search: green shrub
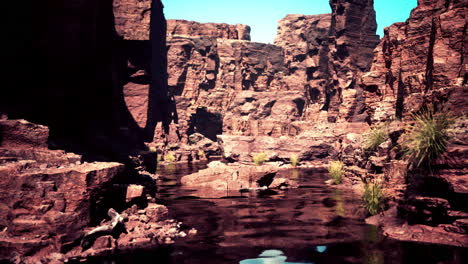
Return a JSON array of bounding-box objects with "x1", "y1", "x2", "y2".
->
[
  {"x1": 290, "y1": 154, "x2": 300, "y2": 167},
  {"x1": 362, "y1": 182, "x2": 385, "y2": 215},
  {"x1": 363, "y1": 125, "x2": 388, "y2": 151},
  {"x1": 163, "y1": 152, "x2": 176, "y2": 163},
  {"x1": 148, "y1": 146, "x2": 157, "y2": 153},
  {"x1": 402, "y1": 105, "x2": 455, "y2": 169},
  {"x1": 197, "y1": 149, "x2": 206, "y2": 159},
  {"x1": 328, "y1": 161, "x2": 344, "y2": 184},
  {"x1": 252, "y1": 153, "x2": 267, "y2": 166}
]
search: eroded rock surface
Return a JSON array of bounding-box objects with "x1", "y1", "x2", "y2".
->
[
  {"x1": 168, "y1": 19, "x2": 251, "y2": 40},
  {"x1": 0, "y1": 120, "x2": 125, "y2": 262},
  {"x1": 362, "y1": 0, "x2": 467, "y2": 121},
  {"x1": 127, "y1": 0, "x2": 379, "y2": 162}
]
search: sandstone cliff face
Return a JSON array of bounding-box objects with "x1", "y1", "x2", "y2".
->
[
  {"x1": 0, "y1": 120, "x2": 125, "y2": 260},
  {"x1": 114, "y1": 0, "x2": 152, "y2": 40},
  {"x1": 275, "y1": 0, "x2": 379, "y2": 122},
  {"x1": 362, "y1": 0, "x2": 467, "y2": 121},
  {"x1": 131, "y1": 0, "x2": 378, "y2": 161},
  {"x1": 167, "y1": 19, "x2": 251, "y2": 40}
]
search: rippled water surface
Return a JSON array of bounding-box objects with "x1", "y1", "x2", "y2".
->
[{"x1": 87, "y1": 163, "x2": 467, "y2": 264}]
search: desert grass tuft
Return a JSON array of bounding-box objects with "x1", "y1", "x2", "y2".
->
[
  {"x1": 252, "y1": 153, "x2": 267, "y2": 166},
  {"x1": 328, "y1": 161, "x2": 345, "y2": 184}
]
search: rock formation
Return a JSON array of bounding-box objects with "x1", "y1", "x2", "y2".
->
[
  {"x1": 123, "y1": 0, "x2": 378, "y2": 161},
  {"x1": 362, "y1": 0, "x2": 467, "y2": 121},
  {"x1": 0, "y1": 0, "x2": 183, "y2": 262},
  {"x1": 275, "y1": 0, "x2": 379, "y2": 122},
  {"x1": 2, "y1": 0, "x2": 172, "y2": 161},
  {"x1": 2, "y1": 0, "x2": 466, "y2": 260},
  {"x1": 354, "y1": 0, "x2": 467, "y2": 246},
  {"x1": 0, "y1": 120, "x2": 125, "y2": 261},
  {"x1": 167, "y1": 19, "x2": 251, "y2": 40}
]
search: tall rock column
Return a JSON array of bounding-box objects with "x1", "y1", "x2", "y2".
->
[
  {"x1": 275, "y1": 0, "x2": 379, "y2": 123},
  {"x1": 327, "y1": 0, "x2": 380, "y2": 122}
]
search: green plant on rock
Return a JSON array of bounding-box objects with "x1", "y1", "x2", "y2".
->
[
  {"x1": 252, "y1": 152, "x2": 267, "y2": 166},
  {"x1": 401, "y1": 105, "x2": 455, "y2": 169},
  {"x1": 328, "y1": 160, "x2": 345, "y2": 184},
  {"x1": 363, "y1": 125, "x2": 388, "y2": 152},
  {"x1": 148, "y1": 146, "x2": 157, "y2": 153},
  {"x1": 362, "y1": 181, "x2": 385, "y2": 216},
  {"x1": 290, "y1": 154, "x2": 300, "y2": 167},
  {"x1": 163, "y1": 152, "x2": 176, "y2": 163},
  {"x1": 197, "y1": 149, "x2": 206, "y2": 159}
]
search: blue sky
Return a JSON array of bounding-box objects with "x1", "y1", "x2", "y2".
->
[{"x1": 163, "y1": 0, "x2": 417, "y2": 44}]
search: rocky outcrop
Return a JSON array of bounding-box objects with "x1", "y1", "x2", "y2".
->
[
  {"x1": 148, "y1": 35, "x2": 289, "y2": 151},
  {"x1": 114, "y1": 0, "x2": 152, "y2": 40},
  {"x1": 63, "y1": 203, "x2": 189, "y2": 262},
  {"x1": 167, "y1": 20, "x2": 251, "y2": 40},
  {"x1": 129, "y1": 0, "x2": 380, "y2": 161},
  {"x1": 0, "y1": 119, "x2": 187, "y2": 263},
  {"x1": 0, "y1": 120, "x2": 125, "y2": 261},
  {"x1": 0, "y1": 1, "x2": 182, "y2": 262},
  {"x1": 362, "y1": 0, "x2": 467, "y2": 121},
  {"x1": 218, "y1": 122, "x2": 369, "y2": 162},
  {"x1": 180, "y1": 161, "x2": 330, "y2": 197},
  {"x1": 275, "y1": 0, "x2": 379, "y2": 122}
]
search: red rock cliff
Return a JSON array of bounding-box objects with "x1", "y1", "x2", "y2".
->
[
  {"x1": 362, "y1": 0, "x2": 467, "y2": 121},
  {"x1": 121, "y1": 0, "x2": 379, "y2": 161}
]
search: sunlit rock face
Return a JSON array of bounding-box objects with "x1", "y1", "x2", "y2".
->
[
  {"x1": 0, "y1": 120, "x2": 125, "y2": 261},
  {"x1": 275, "y1": 0, "x2": 379, "y2": 123},
  {"x1": 113, "y1": 0, "x2": 152, "y2": 40},
  {"x1": 362, "y1": 0, "x2": 467, "y2": 122},
  {"x1": 167, "y1": 19, "x2": 251, "y2": 40},
  {"x1": 151, "y1": 0, "x2": 378, "y2": 160}
]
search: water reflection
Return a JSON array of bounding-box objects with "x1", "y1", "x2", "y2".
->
[
  {"x1": 332, "y1": 190, "x2": 345, "y2": 217},
  {"x1": 315, "y1": 245, "x2": 327, "y2": 253},
  {"x1": 240, "y1": 250, "x2": 313, "y2": 264},
  {"x1": 145, "y1": 164, "x2": 468, "y2": 264}
]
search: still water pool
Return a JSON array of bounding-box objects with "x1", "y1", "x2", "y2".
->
[{"x1": 84, "y1": 163, "x2": 467, "y2": 264}]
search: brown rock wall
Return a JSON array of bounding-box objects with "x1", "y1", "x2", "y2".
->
[
  {"x1": 0, "y1": 120, "x2": 125, "y2": 261},
  {"x1": 167, "y1": 19, "x2": 251, "y2": 40},
  {"x1": 362, "y1": 0, "x2": 467, "y2": 121}
]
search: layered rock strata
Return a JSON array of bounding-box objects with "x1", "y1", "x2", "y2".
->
[
  {"x1": 275, "y1": 0, "x2": 379, "y2": 122},
  {"x1": 362, "y1": 0, "x2": 467, "y2": 121},
  {"x1": 0, "y1": 119, "x2": 185, "y2": 263},
  {"x1": 123, "y1": 0, "x2": 379, "y2": 161},
  {"x1": 0, "y1": 120, "x2": 124, "y2": 261},
  {"x1": 0, "y1": 1, "x2": 183, "y2": 262},
  {"x1": 167, "y1": 19, "x2": 251, "y2": 40}
]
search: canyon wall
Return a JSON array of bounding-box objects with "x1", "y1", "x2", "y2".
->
[
  {"x1": 167, "y1": 19, "x2": 251, "y2": 40},
  {"x1": 0, "y1": 0, "x2": 169, "y2": 261},
  {"x1": 362, "y1": 0, "x2": 467, "y2": 121},
  {"x1": 125, "y1": 0, "x2": 378, "y2": 161},
  {"x1": 275, "y1": 0, "x2": 379, "y2": 123},
  {"x1": 2, "y1": 0, "x2": 171, "y2": 161}
]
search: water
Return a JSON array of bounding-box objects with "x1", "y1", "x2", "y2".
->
[{"x1": 84, "y1": 163, "x2": 467, "y2": 264}]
